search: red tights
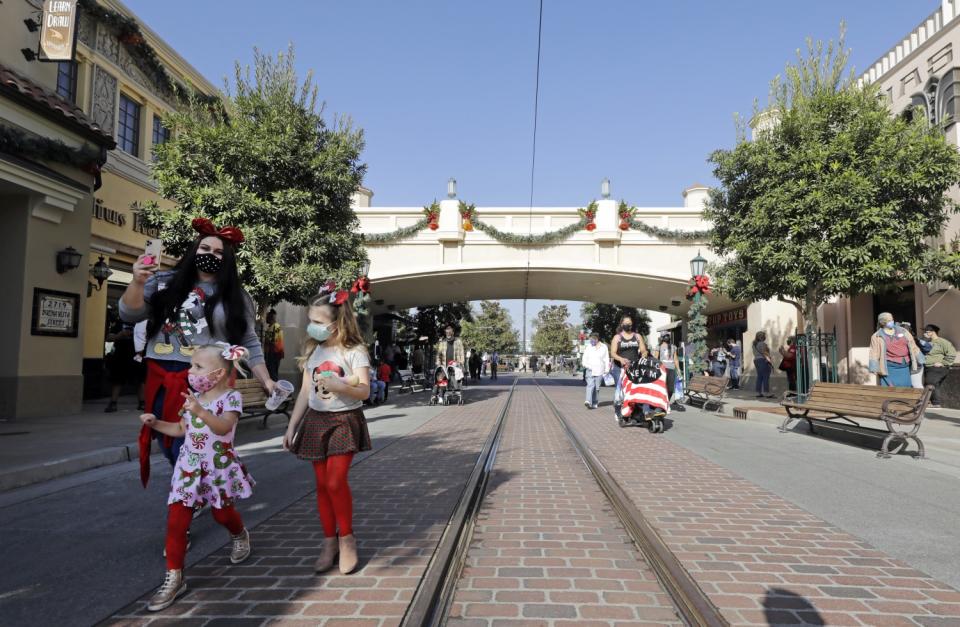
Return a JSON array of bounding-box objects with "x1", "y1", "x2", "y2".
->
[
  {"x1": 313, "y1": 453, "x2": 355, "y2": 538},
  {"x1": 165, "y1": 502, "x2": 244, "y2": 570}
]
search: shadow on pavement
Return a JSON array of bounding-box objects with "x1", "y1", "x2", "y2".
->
[{"x1": 763, "y1": 587, "x2": 825, "y2": 626}]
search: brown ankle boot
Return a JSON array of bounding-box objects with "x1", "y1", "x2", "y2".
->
[
  {"x1": 314, "y1": 536, "x2": 339, "y2": 573},
  {"x1": 338, "y1": 534, "x2": 358, "y2": 574}
]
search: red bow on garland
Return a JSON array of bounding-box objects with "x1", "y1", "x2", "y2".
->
[
  {"x1": 350, "y1": 277, "x2": 371, "y2": 295},
  {"x1": 192, "y1": 217, "x2": 245, "y2": 245},
  {"x1": 687, "y1": 275, "x2": 711, "y2": 298}
]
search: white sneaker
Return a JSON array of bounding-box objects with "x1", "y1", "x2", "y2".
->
[
  {"x1": 230, "y1": 528, "x2": 251, "y2": 564},
  {"x1": 147, "y1": 569, "x2": 186, "y2": 611}
]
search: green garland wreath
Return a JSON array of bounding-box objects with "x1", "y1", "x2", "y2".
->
[
  {"x1": 0, "y1": 123, "x2": 101, "y2": 169},
  {"x1": 625, "y1": 217, "x2": 712, "y2": 241},
  {"x1": 77, "y1": 0, "x2": 221, "y2": 110},
  {"x1": 686, "y1": 290, "x2": 710, "y2": 376},
  {"x1": 363, "y1": 217, "x2": 430, "y2": 243}
]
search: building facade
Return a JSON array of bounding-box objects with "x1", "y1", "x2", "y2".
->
[
  {"x1": 1, "y1": 0, "x2": 217, "y2": 418},
  {"x1": 820, "y1": 0, "x2": 960, "y2": 388}
]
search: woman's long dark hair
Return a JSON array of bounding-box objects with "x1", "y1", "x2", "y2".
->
[{"x1": 146, "y1": 236, "x2": 249, "y2": 345}]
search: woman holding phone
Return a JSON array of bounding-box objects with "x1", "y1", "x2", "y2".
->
[{"x1": 121, "y1": 218, "x2": 276, "y2": 488}]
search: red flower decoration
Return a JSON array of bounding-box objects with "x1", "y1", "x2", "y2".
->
[
  {"x1": 350, "y1": 277, "x2": 371, "y2": 294},
  {"x1": 429, "y1": 222, "x2": 439, "y2": 231},
  {"x1": 619, "y1": 222, "x2": 629, "y2": 231},
  {"x1": 585, "y1": 223, "x2": 597, "y2": 232},
  {"x1": 686, "y1": 275, "x2": 711, "y2": 298}
]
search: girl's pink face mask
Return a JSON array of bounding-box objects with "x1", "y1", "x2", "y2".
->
[{"x1": 188, "y1": 370, "x2": 221, "y2": 393}]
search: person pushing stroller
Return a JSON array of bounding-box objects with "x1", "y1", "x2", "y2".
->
[{"x1": 432, "y1": 324, "x2": 465, "y2": 405}]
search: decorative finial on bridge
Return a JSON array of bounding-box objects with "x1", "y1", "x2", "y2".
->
[
  {"x1": 601, "y1": 177, "x2": 611, "y2": 199},
  {"x1": 447, "y1": 177, "x2": 457, "y2": 199}
]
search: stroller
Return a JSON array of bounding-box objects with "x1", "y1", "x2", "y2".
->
[
  {"x1": 616, "y1": 356, "x2": 669, "y2": 433},
  {"x1": 430, "y1": 362, "x2": 464, "y2": 406}
]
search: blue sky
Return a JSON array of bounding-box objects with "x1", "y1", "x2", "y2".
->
[{"x1": 125, "y1": 0, "x2": 934, "y2": 337}]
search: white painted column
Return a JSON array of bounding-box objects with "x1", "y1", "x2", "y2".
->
[{"x1": 944, "y1": 0, "x2": 955, "y2": 24}]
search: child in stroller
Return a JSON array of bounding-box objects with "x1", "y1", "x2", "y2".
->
[
  {"x1": 616, "y1": 355, "x2": 669, "y2": 433},
  {"x1": 430, "y1": 362, "x2": 464, "y2": 406}
]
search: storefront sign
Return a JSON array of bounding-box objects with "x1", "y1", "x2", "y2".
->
[
  {"x1": 707, "y1": 306, "x2": 747, "y2": 328},
  {"x1": 132, "y1": 210, "x2": 160, "y2": 237},
  {"x1": 39, "y1": 1, "x2": 78, "y2": 62},
  {"x1": 92, "y1": 198, "x2": 127, "y2": 228},
  {"x1": 31, "y1": 288, "x2": 79, "y2": 337}
]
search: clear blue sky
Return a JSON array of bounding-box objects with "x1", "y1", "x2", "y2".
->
[{"x1": 125, "y1": 0, "x2": 934, "y2": 338}]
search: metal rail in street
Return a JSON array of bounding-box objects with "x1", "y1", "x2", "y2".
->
[
  {"x1": 533, "y1": 377, "x2": 729, "y2": 627},
  {"x1": 399, "y1": 377, "x2": 518, "y2": 627}
]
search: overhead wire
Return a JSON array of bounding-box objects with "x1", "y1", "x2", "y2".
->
[{"x1": 522, "y1": 0, "x2": 544, "y2": 355}]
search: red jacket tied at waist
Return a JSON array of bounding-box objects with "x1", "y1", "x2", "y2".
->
[{"x1": 139, "y1": 360, "x2": 190, "y2": 487}]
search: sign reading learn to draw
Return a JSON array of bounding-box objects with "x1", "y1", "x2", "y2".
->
[{"x1": 39, "y1": 1, "x2": 78, "y2": 62}]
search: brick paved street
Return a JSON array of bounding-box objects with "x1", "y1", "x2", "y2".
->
[
  {"x1": 447, "y1": 382, "x2": 682, "y2": 627},
  {"x1": 543, "y1": 379, "x2": 960, "y2": 626},
  {"x1": 106, "y1": 383, "x2": 512, "y2": 626}
]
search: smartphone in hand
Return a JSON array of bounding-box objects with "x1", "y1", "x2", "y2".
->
[{"x1": 143, "y1": 238, "x2": 163, "y2": 267}]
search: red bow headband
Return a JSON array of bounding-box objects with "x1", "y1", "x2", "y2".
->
[{"x1": 192, "y1": 217, "x2": 245, "y2": 245}]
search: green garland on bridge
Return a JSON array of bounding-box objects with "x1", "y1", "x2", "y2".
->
[
  {"x1": 619, "y1": 202, "x2": 712, "y2": 241},
  {"x1": 463, "y1": 201, "x2": 592, "y2": 246},
  {"x1": 363, "y1": 217, "x2": 431, "y2": 243}
]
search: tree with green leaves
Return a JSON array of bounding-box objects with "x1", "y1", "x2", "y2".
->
[
  {"x1": 461, "y1": 301, "x2": 521, "y2": 354},
  {"x1": 138, "y1": 47, "x2": 367, "y2": 310},
  {"x1": 580, "y1": 304, "x2": 651, "y2": 343},
  {"x1": 401, "y1": 303, "x2": 474, "y2": 347},
  {"x1": 707, "y1": 31, "x2": 960, "y2": 332},
  {"x1": 532, "y1": 305, "x2": 575, "y2": 357}
]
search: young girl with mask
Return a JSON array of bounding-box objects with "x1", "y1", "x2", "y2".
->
[
  {"x1": 140, "y1": 343, "x2": 255, "y2": 612},
  {"x1": 284, "y1": 286, "x2": 371, "y2": 575}
]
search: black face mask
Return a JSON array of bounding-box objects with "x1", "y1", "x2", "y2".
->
[
  {"x1": 622, "y1": 324, "x2": 633, "y2": 332},
  {"x1": 195, "y1": 253, "x2": 222, "y2": 275}
]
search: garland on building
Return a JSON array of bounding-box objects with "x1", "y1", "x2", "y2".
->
[
  {"x1": 76, "y1": 0, "x2": 221, "y2": 109},
  {"x1": 463, "y1": 201, "x2": 592, "y2": 245},
  {"x1": 0, "y1": 123, "x2": 102, "y2": 171},
  {"x1": 686, "y1": 281, "x2": 710, "y2": 376},
  {"x1": 363, "y1": 198, "x2": 712, "y2": 245}
]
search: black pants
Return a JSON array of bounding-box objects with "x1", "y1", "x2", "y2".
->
[
  {"x1": 665, "y1": 367, "x2": 676, "y2": 402},
  {"x1": 924, "y1": 366, "x2": 950, "y2": 405},
  {"x1": 491, "y1": 364, "x2": 498, "y2": 380}
]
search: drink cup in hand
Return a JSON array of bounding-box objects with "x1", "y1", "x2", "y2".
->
[{"x1": 265, "y1": 379, "x2": 295, "y2": 411}]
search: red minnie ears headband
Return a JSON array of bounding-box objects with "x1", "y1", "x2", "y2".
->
[{"x1": 192, "y1": 217, "x2": 245, "y2": 245}]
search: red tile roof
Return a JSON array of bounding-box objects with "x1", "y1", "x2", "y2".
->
[{"x1": 0, "y1": 62, "x2": 116, "y2": 148}]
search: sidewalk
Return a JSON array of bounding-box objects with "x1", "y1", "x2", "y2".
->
[
  {"x1": 546, "y1": 381, "x2": 960, "y2": 626},
  {"x1": 0, "y1": 389, "x2": 448, "y2": 493}
]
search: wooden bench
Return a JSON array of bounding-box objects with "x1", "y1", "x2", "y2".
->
[
  {"x1": 779, "y1": 382, "x2": 933, "y2": 459},
  {"x1": 684, "y1": 374, "x2": 729, "y2": 411},
  {"x1": 398, "y1": 369, "x2": 427, "y2": 393},
  {"x1": 235, "y1": 378, "x2": 292, "y2": 429}
]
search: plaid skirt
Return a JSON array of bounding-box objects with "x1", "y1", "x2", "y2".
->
[{"x1": 296, "y1": 407, "x2": 372, "y2": 461}]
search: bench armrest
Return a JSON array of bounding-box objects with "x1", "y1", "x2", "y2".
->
[
  {"x1": 780, "y1": 391, "x2": 798, "y2": 406},
  {"x1": 881, "y1": 398, "x2": 923, "y2": 423}
]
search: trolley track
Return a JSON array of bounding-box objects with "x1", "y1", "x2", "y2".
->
[
  {"x1": 533, "y1": 376, "x2": 727, "y2": 627},
  {"x1": 402, "y1": 375, "x2": 726, "y2": 627}
]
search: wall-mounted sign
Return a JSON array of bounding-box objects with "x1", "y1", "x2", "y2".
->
[
  {"x1": 31, "y1": 288, "x2": 80, "y2": 337},
  {"x1": 707, "y1": 306, "x2": 747, "y2": 329},
  {"x1": 92, "y1": 198, "x2": 127, "y2": 227},
  {"x1": 39, "y1": 1, "x2": 79, "y2": 62}
]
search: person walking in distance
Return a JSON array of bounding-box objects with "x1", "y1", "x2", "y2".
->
[
  {"x1": 868, "y1": 312, "x2": 921, "y2": 388},
  {"x1": 752, "y1": 332, "x2": 774, "y2": 398},
  {"x1": 284, "y1": 287, "x2": 372, "y2": 575},
  {"x1": 724, "y1": 338, "x2": 742, "y2": 390},
  {"x1": 658, "y1": 333, "x2": 678, "y2": 405},
  {"x1": 610, "y1": 315, "x2": 648, "y2": 419},
  {"x1": 262, "y1": 309, "x2": 284, "y2": 382},
  {"x1": 581, "y1": 332, "x2": 609, "y2": 409},
  {"x1": 491, "y1": 350, "x2": 500, "y2": 380},
  {"x1": 922, "y1": 324, "x2": 956, "y2": 407},
  {"x1": 778, "y1": 337, "x2": 798, "y2": 393},
  {"x1": 140, "y1": 344, "x2": 255, "y2": 611}
]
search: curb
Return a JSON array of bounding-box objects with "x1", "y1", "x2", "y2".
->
[{"x1": 0, "y1": 414, "x2": 288, "y2": 494}]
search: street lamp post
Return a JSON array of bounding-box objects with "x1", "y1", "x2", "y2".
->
[{"x1": 686, "y1": 251, "x2": 710, "y2": 379}]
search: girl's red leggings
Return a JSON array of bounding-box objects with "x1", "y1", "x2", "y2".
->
[
  {"x1": 165, "y1": 502, "x2": 244, "y2": 570},
  {"x1": 313, "y1": 453, "x2": 355, "y2": 538}
]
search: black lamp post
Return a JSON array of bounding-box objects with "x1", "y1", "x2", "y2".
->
[
  {"x1": 686, "y1": 251, "x2": 710, "y2": 380},
  {"x1": 56, "y1": 247, "x2": 83, "y2": 274}
]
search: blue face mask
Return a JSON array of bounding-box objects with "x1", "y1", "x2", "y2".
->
[
  {"x1": 307, "y1": 322, "x2": 332, "y2": 342},
  {"x1": 884, "y1": 321, "x2": 896, "y2": 330},
  {"x1": 590, "y1": 339, "x2": 598, "y2": 346}
]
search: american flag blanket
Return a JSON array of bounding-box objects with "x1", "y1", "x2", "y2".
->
[{"x1": 620, "y1": 366, "x2": 670, "y2": 417}]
